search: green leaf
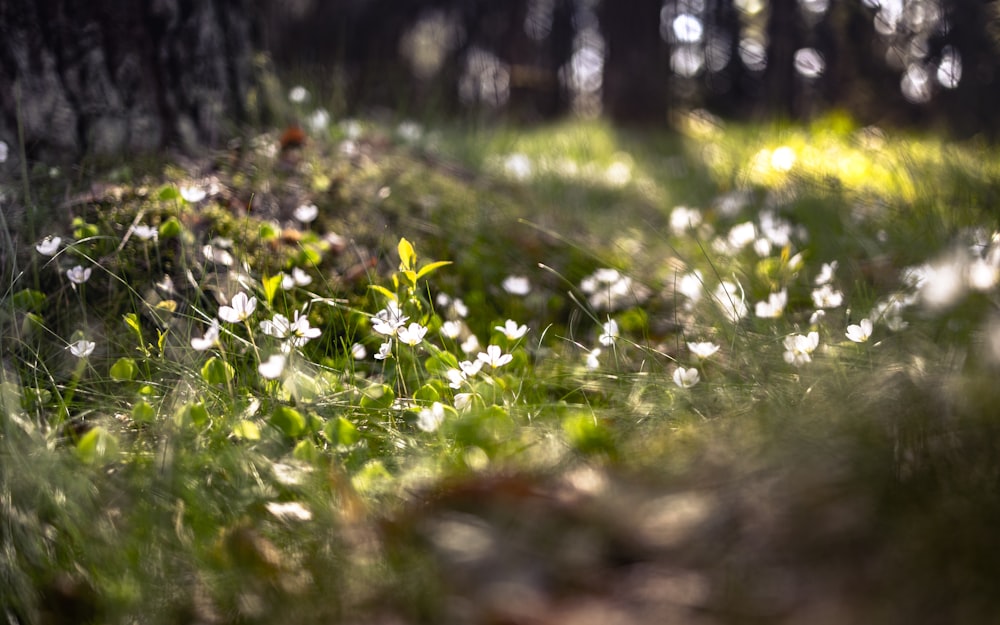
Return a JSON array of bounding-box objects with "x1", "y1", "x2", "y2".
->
[
  {"x1": 123, "y1": 313, "x2": 141, "y2": 335},
  {"x1": 271, "y1": 405, "x2": 306, "y2": 438},
  {"x1": 158, "y1": 217, "x2": 182, "y2": 239},
  {"x1": 360, "y1": 384, "x2": 395, "y2": 410},
  {"x1": 20, "y1": 313, "x2": 45, "y2": 338},
  {"x1": 398, "y1": 237, "x2": 416, "y2": 272},
  {"x1": 22, "y1": 386, "x2": 51, "y2": 408},
  {"x1": 262, "y1": 274, "x2": 282, "y2": 307},
  {"x1": 351, "y1": 460, "x2": 392, "y2": 494},
  {"x1": 11, "y1": 289, "x2": 46, "y2": 311},
  {"x1": 73, "y1": 221, "x2": 99, "y2": 240},
  {"x1": 325, "y1": 416, "x2": 361, "y2": 446},
  {"x1": 367, "y1": 284, "x2": 396, "y2": 302},
  {"x1": 232, "y1": 420, "x2": 261, "y2": 440},
  {"x1": 293, "y1": 439, "x2": 320, "y2": 463},
  {"x1": 157, "y1": 185, "x2": 181, "y2": 201},
  {"x1": 173, "y1": 402, "x2": 209, "y2": 427},
  {"x1": 282, "y1": 371, "x2": 320, "y2": 404},
  {"x1": 415, "y1": 260, "x2": 452, "y2": 281},
  {"x1": 399, "y1": 269, "x2": 417, "y2": 288},
  {"x1": 562, "y1": 413, "x2": 615, "y2": 456},
  {"x1": 259, "y1": 221, "x2": 280, "y2": 240},
  {"x1": 132, "y1": 400, "x2": 156, "y2": 424},
  {"x1": 296, "y1": 246, "x2": 323, "y2": 266},
  {"x1": 201, "y1": 356, "x2": 235, "y2": 385},
  {"x1": 109, "y1": 358, "x2": 138, "y2": 381},
  {"x1": 424, "y1": 350, "x2": 459, "y2": 374},
  {"x1": 413, "y1": 383, "x2": 441, "y2": 403},
  {"x1": 76, "y1": 427, "x2": 119, "y2": 465}
]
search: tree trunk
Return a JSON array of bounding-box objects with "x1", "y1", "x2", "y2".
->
[
  {"x1": 761, "y1": 0, "x2": 803, "y2": 118},
  {"x1": 0, "y1": 0, "x2": 271, "y2": 165},
  {"x1": 599, "y1": 0, "x2": 671, "y2": 123}
]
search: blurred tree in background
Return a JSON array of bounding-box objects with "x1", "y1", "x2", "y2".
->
[{"x1": 3, "y1": 0, "x2": 1000, "y2": 163}]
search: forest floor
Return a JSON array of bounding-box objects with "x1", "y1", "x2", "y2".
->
[{"x1": 3, "y1": 110, "x2": 1000, "y2": 624}]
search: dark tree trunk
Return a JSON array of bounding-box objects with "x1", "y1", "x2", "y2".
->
[
  {"x1": 599, "y1": 0, "x2": 671, "y2": 123},
  {"x1": 761, "y1": 0, "x2": 803, "y2": 118},
  {"x1": 0, "y1": 0, "x2": 271, "y2": 165}
]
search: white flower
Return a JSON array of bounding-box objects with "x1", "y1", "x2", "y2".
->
[
  {"x1": 440, "y1": 320, "x2": 463, "y2": 339},
  {"x1": 445, "y1": 362, "x2": 483, "y2": 390},
  {"x1": 191, "y1": 319, "x2": 221, "y2": 351},
  {"x1": 371, "y1": 302, "x2": 408, "y2": 336},
  {"x1": 416, "y1": 402, "x2": 446, "y2": 432},
  {"x1": 502, "y1": 275, "x2": 532, "y2": 295},
  {"x1": 753, "y1": 238, "x2": 772, "y2": 257},
  {"x1": 811, "y1": 283, "x2": 844, "y2": 309},
  {"x1": 495, "y1": 319, "x2": 528, "y2": 340},
  {"x1": 677, "y1": 270, "x2": 704, "y2": 302},
  {"x1": 446, "y1": 369, "x2": 467, "y2": 389},
  {"x1": 66, "y1": 265, "x2": 92, "y2": 285},
  {"x1": 461, "y1": 334, "x2": 481, "y2": 355},
  {"x1": 714, "y1": 280, "x2": 748, "y2": 323},
  {"x1": 454, "y1": 393, "x2": 473, "y2": 412},
  {"x1": 477, "y1": 344, "x2": 513, "y2": 368},
  {"x1": 180, "y1": 185, "x2": 207, "y2": 203},
  {"x1": 260, "y1": 313, "x2": 291, "y2": 338},
  {"x1": 374, "y1": 341, "x2": 393, "y2": 360},
  {"x1": 872, "y1": 296, "x2": 909, "y2": 331},
  {"x1": 460, "y1": 359, "x2": 483, "y2": 377},
  {"x1": 814, "y1": 261, "x2": 838, "y2": 285},
  {"x1": 265, "y1": 501, "x2": 312, "y2": 522},
  {"x1": 258, "y1": 354, "x2": 286, "y2": 379},
  {"x1": 293, "y1": 203, "x2": 319, "y2": 224},
  {"x1": 68, "y1": 339, "x2": 96, "y2": 358},
  {"x1": 202, "y1": 244, "x2": 234, "y2": 267},
  {"x1": 580, "y1": 268, "x2": 650, "y2": 311},
  {"x1": 397, "y1": 120, "x2": 423, "y2": 142},
  {"x1": 396, "y1": 322, "x2": 428, "y2": 346},
  {"x1": 585, "y1": 348, "x2": 602, "y2": 370},
  {"x1": 451, "y1": 298, "x2": 469, "y2": 319},
  {"x1": 783, "y1": 332, "x2": 820, "y2": 366},
  {"x1": 219, "y1": 292, "x2": 257, "y2": 323},
  {"x1": 288, "y1": 85, "x2": 309, "y2": 103},
  {"x1": 846, "y1": 318, "x2": 873, "y2": 343},
  {"x1": 504, "y1": 153, "x2": 532, "y2": 180},
  {"x1": 758, "y1": 210, "x2": 793, "y2": 247},
  {"x1": 291, "y1": 267, "x2": 312, "y2": 286},
  {"x1": 755, "y1": 289, "x2": 787, "y2": 319},
  {"x1": 36, "y1": 236, "x2": 61, "y2": 256},
  {"x1": 809, "y1": 309, "x2": 826, "y2": 325},
  {"x1": 673, "y1": 366, "x2": 700, "y2": 388},
  {"x1": 669, "y1": 206, "x2": 703, "y2": 235},
  {"x1": 598, "y1": 319, "x2": 619, "y2": 346},
  {"x1": 687, "y1": 341, "x2": 720, "y2": 360},
  {"x1": 131, "y1": 224, "x2": 158, "y2": 242},
  {"x1": 727, "y1": 221, "x2": 757, "y2": 250},
  {"x1": 0, "y1": 140, "x2": 7, "y2": 163},
  {"x1": 307, "y1": 108, "x2": 330, "y2": 133},
  {"x1": 351, "y1": 343, "x2": 367, "y2": 360},
  {"x1": 968, "y1": 258, "x2": 998, "y2": 291},
  {"x1": 288, "y1": 310, "x2": 322, "y2": 346}
]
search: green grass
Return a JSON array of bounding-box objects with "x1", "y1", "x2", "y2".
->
[{"x1": 3, "y1": 111, "x2": 1000, "y2": 623}]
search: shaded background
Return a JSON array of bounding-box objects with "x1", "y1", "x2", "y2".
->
[
  {"x1": 1, "y1": 0, "x2": 999, "y2": 164},
  {"x1": 261, "y1": 0, "x2": 999, "y2": 134}
]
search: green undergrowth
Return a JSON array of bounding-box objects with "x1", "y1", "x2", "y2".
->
[{"x1": 3, "y1": 111, "x2": 1000, "y2": 623}]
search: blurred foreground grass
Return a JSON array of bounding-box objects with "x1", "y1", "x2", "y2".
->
[{"x1": 2, "y1": 112, "x2": 1000, "y2": 624}]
